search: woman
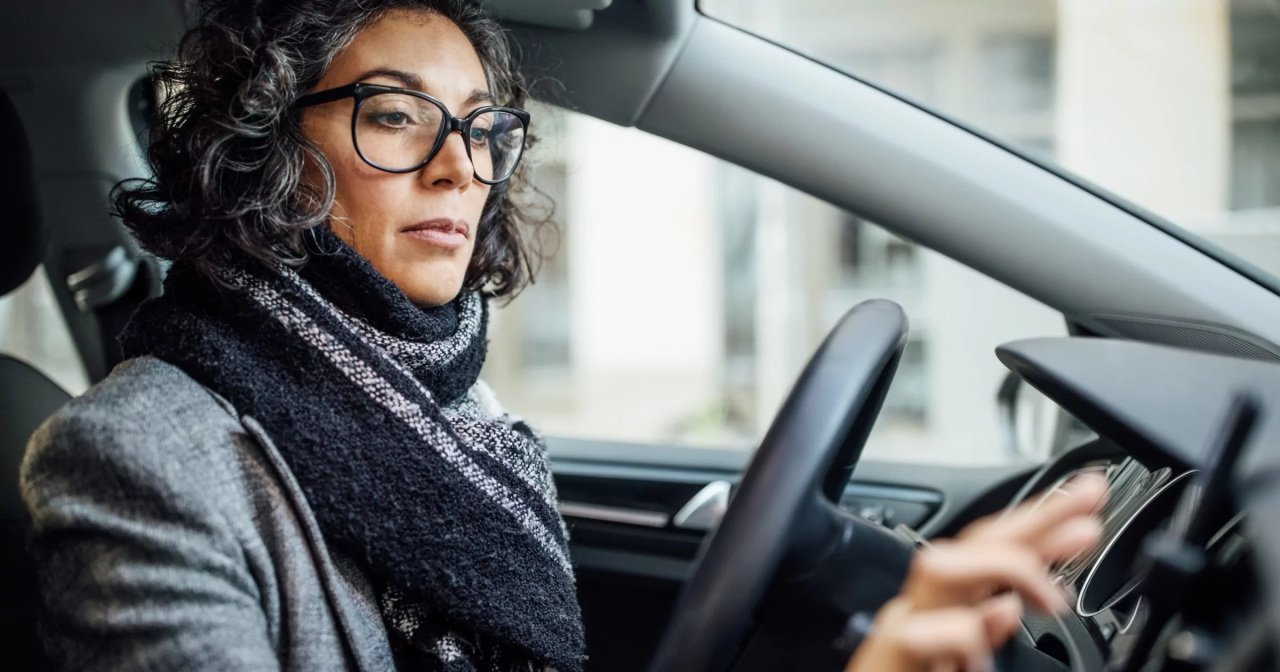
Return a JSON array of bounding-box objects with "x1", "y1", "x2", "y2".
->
[{"x1": 19, "y1": 1, "x2": 1104, "y2": 671}]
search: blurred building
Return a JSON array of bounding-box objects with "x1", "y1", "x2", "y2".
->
[{"x1": 483, "y1": 0, "x2": 1280, "y2": 464}]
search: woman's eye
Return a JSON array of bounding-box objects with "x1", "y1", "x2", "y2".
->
[
  {"x1": 469, "y1": 127, "x2": 491, "y2": 146},
  {"x1": 368, "y1": 111, "x2": 412, "y2": 128}
]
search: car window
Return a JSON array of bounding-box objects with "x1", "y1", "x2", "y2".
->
[
  {"x1": 699, "y1": 0, "x2": 1280, "y2": 281},
  {"x1": 484, "y1": 105, "x2": 1065, "y2": 466}
]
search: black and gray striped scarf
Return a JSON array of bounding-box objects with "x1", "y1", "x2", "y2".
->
[{"x1": 119, "y1": 230, "x2": 584, "y2": 672}]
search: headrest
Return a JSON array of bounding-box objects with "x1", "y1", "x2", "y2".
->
[{"x1": 0, "y1": 89, "x2": 44, "y2": 295}]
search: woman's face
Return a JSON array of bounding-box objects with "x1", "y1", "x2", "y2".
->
[{"x1": 302, "y1": 10, "x2": 491, "y2": 306}]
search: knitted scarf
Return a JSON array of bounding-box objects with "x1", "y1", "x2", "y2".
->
[{"x1": 118, "y1": 231, "x2": 584, "y2": 672}]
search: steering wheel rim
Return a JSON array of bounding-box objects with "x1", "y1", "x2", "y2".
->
[{"x1": 647, "y1": 299, "x2": 910, "y2": 672}]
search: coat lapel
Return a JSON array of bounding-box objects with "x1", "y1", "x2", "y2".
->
[{"x1": 240, "y1": 414, "x2": 396, "y2": 672}]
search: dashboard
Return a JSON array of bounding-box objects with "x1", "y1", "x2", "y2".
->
[
  {"x1": 1006, "y1": 440, "x2": 1259, "y2": 670},
  {"x1": 996, "y1": 337, "x2": 1278, "y2": 671}
]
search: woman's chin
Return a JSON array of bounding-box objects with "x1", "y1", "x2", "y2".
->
[{"x1": 399, "y1": 275, "x2": 466, "y2": 307}]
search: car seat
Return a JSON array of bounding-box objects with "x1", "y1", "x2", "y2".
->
[{"x1": 0, "y1": 87, "x2": 71, "y2": 672}]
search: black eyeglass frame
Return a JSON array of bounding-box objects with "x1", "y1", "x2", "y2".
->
[{"x1": 295, "y1": 82, "x2": 532, "y2": 185}]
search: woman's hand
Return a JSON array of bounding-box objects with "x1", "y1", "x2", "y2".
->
[{"x1": 844, "y1": 473, "x2": 1108, "y2": 672}]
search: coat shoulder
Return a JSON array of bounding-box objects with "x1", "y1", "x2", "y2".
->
[{"x1": 20, "y1": 355, "x2": 244, "y2": 513}]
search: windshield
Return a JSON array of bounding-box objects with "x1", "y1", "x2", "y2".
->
[{"x1": 701, "y1": 0, "x2": 1280, "y2": 280}]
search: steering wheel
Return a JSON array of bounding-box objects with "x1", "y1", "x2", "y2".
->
[{"x1": 647, "y1": 299, "x2": 914, "y2": 672}]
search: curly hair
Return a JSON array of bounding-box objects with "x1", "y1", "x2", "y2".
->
[{"x1": 114, "y1": 0, "x2": 550, "y2": 298}]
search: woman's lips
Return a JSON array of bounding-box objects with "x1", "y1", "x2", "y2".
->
[{"x1": 402, "y1": 218, "x2": 470, "y2": 250}]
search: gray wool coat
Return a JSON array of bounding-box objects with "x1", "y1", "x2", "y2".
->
[{"x1": 20, "y1": 356, "x2": 397, "y2": 671}]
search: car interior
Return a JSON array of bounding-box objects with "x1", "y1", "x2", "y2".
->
[{"x1": 4, "y1": 1, "x2": 1280, "y2": 671}]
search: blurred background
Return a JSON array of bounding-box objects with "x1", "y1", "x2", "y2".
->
[{"x1": 4, "y1": 0, "x2": 1279, "y2": 466}]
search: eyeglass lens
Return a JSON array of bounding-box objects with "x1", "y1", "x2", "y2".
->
[{"x1": 355, "y1": 92, "x2": 526, "y2": 182}]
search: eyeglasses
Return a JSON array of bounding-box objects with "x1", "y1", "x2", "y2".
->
[{"x1": 295, "y1": 83, "x2": 530, "y2": 185}]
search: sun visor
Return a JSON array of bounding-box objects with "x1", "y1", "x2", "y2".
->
[{"x1": 483, "y1": 0, "x2": 613, "y2": 31}]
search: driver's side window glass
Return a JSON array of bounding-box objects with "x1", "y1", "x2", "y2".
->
[{"x1": 483, "y1": 106, "x2": 1065, "y2": 466}]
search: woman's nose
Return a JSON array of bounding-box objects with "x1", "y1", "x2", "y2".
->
[{"x1": 420, "y1": 131, "x2": 474, "y2": 190}]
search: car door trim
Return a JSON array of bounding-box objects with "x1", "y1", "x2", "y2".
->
[{"x1": 557, "y1": 501, "x2": 671, "y2": 528}]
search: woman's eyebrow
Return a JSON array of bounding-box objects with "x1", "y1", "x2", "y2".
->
[
  {"x1": 349, "y1": 70, "x2": 494, "y2": 108},
  {"x1": 352, "y1": 67, "x2": 425, "y2": 91},
  {"x1": 464, "y1": 89, "x2": 494, "y2": 107}
]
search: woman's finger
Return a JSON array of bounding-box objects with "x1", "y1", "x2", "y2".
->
[
  {"x1": 977, "y1": 593, "x2": 1024, "y2": 648},
  {"x1": 971, "y1": 474, "x2": 1106, "y2": 546},
  {"x1": 845, "y1": 600, "x2": 995, "y2": 672},
  {"x1": 844, "y1": 594, "x2": 1029, "y2": 672},
  {"x1": 963, "y1": 473, "x2": 1107, "y2": 555},
  {"x1": 891, "y1": 608, "x2": 997, "y2": 672},
  {"x1": 1034, "y1": 515, "x2": 1104, "y2": 563},
  {"x1": 904, "y1": 542, "x2": 1065, "y2": 614}
]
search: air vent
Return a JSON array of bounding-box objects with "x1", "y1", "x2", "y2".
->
[{"x1": 1085, "y1": 313, "x2": 1280, "y2": 363}]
